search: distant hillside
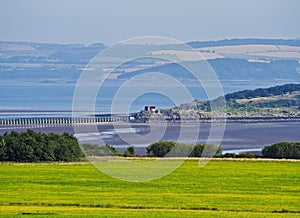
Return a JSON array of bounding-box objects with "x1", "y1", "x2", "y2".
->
[
  {"x1": 118, "y1": 58, "x2": 300, "y2": 81},
  {"x1": 0, "y1": 41, "x2": 106, "y2": 64},
  {"x1": 187, "y1": 38, "x2": 300, "y2": 48},
  {"x1": 0, "y1": 41, "x2": 106, "y2": 82},
  {"x1": 176, "y1": 84, "x2": 300, "y2": 118},
  {"x1": 1, "y1": 39, "x2": 300, "y2": 85},
  {"x1": 133, "y1": 84, "x2": 300, "y2": 122},
  {"x1": 116, "y1": 39, "x2": 300, "y2": 82}
]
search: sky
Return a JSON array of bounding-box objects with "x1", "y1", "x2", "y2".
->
[{"x1": 0, "y1": 0, "x2": 299, "y2": 45}]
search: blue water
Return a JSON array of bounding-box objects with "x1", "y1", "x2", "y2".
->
[{"x1": 0, "y1": 79, "x2": 290, "y2": 113}]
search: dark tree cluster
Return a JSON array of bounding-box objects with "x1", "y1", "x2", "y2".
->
[
  {"x1": 0, "y1": 130, "x2": 84, "y2": 162},
  {"x1": 81, "y1": 144, "x2": 135, "y2": 157},
  {"x1": 262, "y1": 142, "x2": 300, "y2": 159},
  {"x1": 146, "y1": 141, "x2": 222, "y2": 157},
  {"x1": 81, "y1": 141, "x2": 300, "y2": 160}
]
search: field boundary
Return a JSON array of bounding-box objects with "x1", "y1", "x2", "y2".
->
[
  {"x1": 0, "y1": 157, "x2": 299, "y2": 165},
  {"x1": 1, "y1": 202, "x2": 299, "y2": 215}
]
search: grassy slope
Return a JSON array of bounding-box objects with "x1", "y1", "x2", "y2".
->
[
  {"x1": 0, "y1": 160, "x2": 299, "y2": 217},
  {"x1": 176, "y1": 84, "x2": 300, "y2": 117},
  {"x1": 223, "y1": 92, "x2": 300, "y2": 117}
]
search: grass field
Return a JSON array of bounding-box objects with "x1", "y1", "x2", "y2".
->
[{"x1": 0, "y1": 160, "x2": 299, "y2": 217}]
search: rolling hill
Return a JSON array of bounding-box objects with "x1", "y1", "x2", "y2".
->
[
  {"x1": 176, "y1": 83, "x2": 300, "y2": 118},
  {"x1": 133, "y1": 84, "x2": 300, "y2": 121},
  {"x1": 1, "y1": 39, "x2": 300, "y2": 84}
]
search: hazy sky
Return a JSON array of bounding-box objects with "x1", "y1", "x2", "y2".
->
[{"x1": 0, "y1": 0, "x2": 299, "y2": 45}]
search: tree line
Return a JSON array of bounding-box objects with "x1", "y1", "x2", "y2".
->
[
  {"x1": 0, "y1": 130, "x2": 84, "y2": 162},
  {"x1": 82, "y1": 142, "x2": 223, "y2": 158},
  {"x1": 83, "y1": 141, "x2": 300, "y2": 159},
  {"x1": 0, "y1": 129, "x2": 299, "y2": 162}
]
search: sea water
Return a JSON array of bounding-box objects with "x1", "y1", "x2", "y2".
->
[{"x1": 0, "y1": 79, "x2": 289, "y2": 113}]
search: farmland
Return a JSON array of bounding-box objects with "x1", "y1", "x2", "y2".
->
[{"x1": 0, "y1": 160, "x2": 299, "y2": 217}]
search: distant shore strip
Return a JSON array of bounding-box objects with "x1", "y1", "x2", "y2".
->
[{"x1": 1, "y1": 115, "x2": 300, "y2": 127}]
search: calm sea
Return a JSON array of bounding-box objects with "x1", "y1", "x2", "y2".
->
[{"x1": 0, "y1": 79, "x2": 289, "y2": 113}]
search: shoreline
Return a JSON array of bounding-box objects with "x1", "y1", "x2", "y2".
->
[
  {"x1": 0, "y1": 121, "x2": 299, "y2": 156},
  {"x1": 0, "y1": 157, "x2": 299, "y2": 165},
  {"x1": 1, "y1": 118, "x2": 300, "y2": 127},
  {"x1": 1, "y1": 109, "x2": 300, "y2": 124}
]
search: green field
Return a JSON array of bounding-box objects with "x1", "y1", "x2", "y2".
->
[{"x1": 0, "y1": 160, "x2": 299, "y2": 217}]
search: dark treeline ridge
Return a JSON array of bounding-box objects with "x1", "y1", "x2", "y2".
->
[
  {"x1": 0, "y1": 130, "x2": 84, "y2": 162},
  {"x1": 191, "y1": 83, "x2": 300, "y2": 112},
  {"x1": 83, "y1": 141, "x2": 300, "y2": 159},
  {"x1": 224, "y1": 83, "x2": 300, "y2": 101}
]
